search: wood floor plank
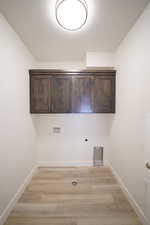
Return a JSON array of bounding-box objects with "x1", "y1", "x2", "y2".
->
[{"x1": 4, "y1": 167, "x2": 142, "y2": 225}]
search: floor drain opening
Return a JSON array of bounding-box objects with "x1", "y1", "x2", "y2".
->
[{"x1": 72, "y1": 180, "x2": 78, "y2": 186}]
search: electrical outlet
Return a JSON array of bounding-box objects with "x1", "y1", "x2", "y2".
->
[{"x1": 53, "y1": 127, "x2": 61, "y2": 134}]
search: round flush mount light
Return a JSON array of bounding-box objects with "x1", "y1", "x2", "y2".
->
[{"x1": 55, "y1": 0, "x2": 88, "y2": 31}]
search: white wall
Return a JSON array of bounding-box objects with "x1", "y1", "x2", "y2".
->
[
  {"x1": 86, "y1": 52, "x2": 114, "y2": 69},
  {"x1": 33, "y1": 114, "x2": 113, "y2": 166},
  {"x1": 33, "y1": 61, "x2": 86, "y2": 70},
  {"x1": 0, "y1": 14, "x2": 36, "y2": 218},
  {"x1": 110, "y1": 2, "x2": 150, "y2": 215}
]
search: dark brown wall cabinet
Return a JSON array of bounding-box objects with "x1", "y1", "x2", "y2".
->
[
  {"x1": 72, "y1": 77, "x2": 94, "y2": 113},
  {"x1": 94, "y1": 76, "x2": 115, "y2": 113},
  {"x1": 30, "y1": 76, "x2": 51, "y2": 113},
  {"x1": 30, "y1": 70, "x2": 116, "y2": 113},
  {"x1": 52, "y1": 77, "x2": 72, "y2": 113}
]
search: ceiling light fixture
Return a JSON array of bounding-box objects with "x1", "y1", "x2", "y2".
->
[{"x1": 55, "y1": 0, "x2": 88, "y2": 31}]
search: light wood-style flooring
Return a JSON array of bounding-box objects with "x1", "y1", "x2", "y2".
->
[{"x1": 5, "y1": 167, "x2": 142, "y2": 225}]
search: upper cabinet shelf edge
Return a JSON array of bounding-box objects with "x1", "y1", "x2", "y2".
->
[{"x1": 29, "y1": 69, "x2": 116, "y2": 76}]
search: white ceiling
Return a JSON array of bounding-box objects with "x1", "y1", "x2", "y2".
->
[{"x1": 0, "y1": 0, "x2": 149, "y2": 61}]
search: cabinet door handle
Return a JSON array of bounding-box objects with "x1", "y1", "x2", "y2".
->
[{"x1": 146, "y1": 162, "x2": 150, "y2": 170}]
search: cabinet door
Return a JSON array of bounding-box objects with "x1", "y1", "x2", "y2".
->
[
  {"x1": 94, "y1": 76, "x2": 115, "y2": 113},
  {"x1": 72, "y1": 76, "x2": 94, "y2": 113},
  {"x1": 30, "y1": 76, "x2": 51, "y2": 113},
  {"x1": 52, "y1": 77, "x2": 72, "y2": 113}
]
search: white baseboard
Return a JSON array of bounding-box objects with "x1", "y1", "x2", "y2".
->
[
  {"x1": 0, "y1": 166, "x2": 37, "y2": 225},
  {"x1": 37, "y1": 160, "x2": 109, "y2": 167},
  {"x1": 37, "y1": 161, "x2": 93, "y2": 167},
  {"x1": 108, "y1": 162, "x2": 149, "y2": 225}
]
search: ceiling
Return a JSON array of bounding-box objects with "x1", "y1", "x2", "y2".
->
[{"x1": 0, "y1": 0, "x2": 149, "y2": 62}]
